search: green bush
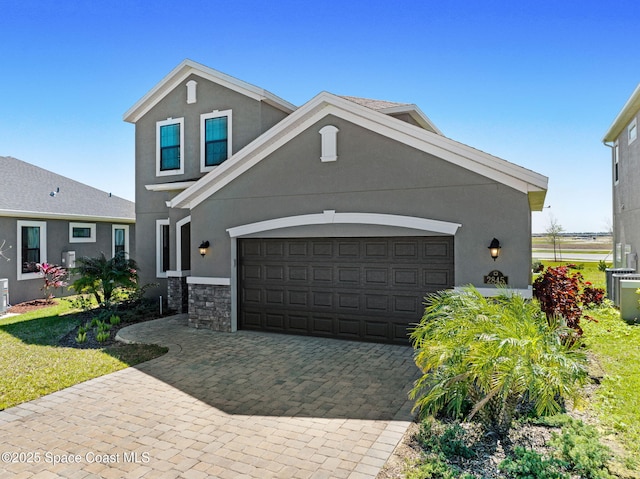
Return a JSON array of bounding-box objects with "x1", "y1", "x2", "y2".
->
[
  {"x1": 549, "y1": 419, "x2": 613, "y2": 479},
  {"x1": 410, "y1": 286, "x2": 588, "y2": 436},
  {"x1": 405, "y1": 456, "x2": 474, "y2": 479},
  {"x1": 416, "y1": 419, "x2": 475, "y2": 460},
  {"x1": 499, "y1": 447, "x2": 569, "y2": 479}
]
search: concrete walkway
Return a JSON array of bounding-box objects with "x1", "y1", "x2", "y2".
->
[{"x1": 0, "y1": 315, "x2": 420, "y2": 478}]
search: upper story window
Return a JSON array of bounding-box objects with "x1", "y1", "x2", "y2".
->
[
  {"x1": 629, "y1": 118, "x2": 637, "y2": 145},
  {"x1": 157, "y1": 117, "x2": 185, "y2": 176},
  {"x1": 614, "y1": 142, "x2": 619, "y2": 185},
  {"x1": 201, "y1": 110, "x2": 232, "y2": 172},
  {"x1": 17, "y1": 220, "x2": 47, "y2": 280}
]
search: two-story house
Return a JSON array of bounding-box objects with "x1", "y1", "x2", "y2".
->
[
  {"x1": 124, "y1": 59, "x2": 548, "y2": 344},
  {"x1": 603, "y1": 83, "x2": 640, "y2": 270}
]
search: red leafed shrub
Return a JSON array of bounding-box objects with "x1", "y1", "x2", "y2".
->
[
  {"x1": 533, "y1": 265, "x2": 584, "y2": 335},
  {"x1": 581, "y1": 283, "x2": 605, "y2": 307}
]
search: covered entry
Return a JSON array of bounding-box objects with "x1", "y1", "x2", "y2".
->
[{"x1": 238, "y1": 236, "x2": 454, "y2": 344}]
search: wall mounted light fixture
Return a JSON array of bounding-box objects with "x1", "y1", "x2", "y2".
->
[
  {"x1": 488, "y1": 238, "x2": 501, "y2": 261},
  {"x1": 199, "y1": 240, "x2": 210, "y2": 257}
]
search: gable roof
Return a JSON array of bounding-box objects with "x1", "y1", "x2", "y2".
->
[
  {"x1": 123, "y1": 59, "x2": 297, "y2": 124},
  {"x1": 340, "y1": 96, "x2": 443, "y2": 135},
  {"x1": 0, "y1": 156, "x2": 134, "y2": 222},
  {"x1": 603, "y1": 83, "x2": 640, "y2": 143},
  {"x1": 167, "y1": 92, "x2": 548, "y2": 211}
]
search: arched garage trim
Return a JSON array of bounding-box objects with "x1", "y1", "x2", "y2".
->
[{"x1": 227, "y1": 210, "x2": 462, "y2": 238}]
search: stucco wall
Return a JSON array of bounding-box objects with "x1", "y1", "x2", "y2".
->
[
  {"x1": 0, "y1": 217, "x2": 135, "y2": 304},
  {"x1": 611, "y1": 109, "x2": 640, "y2": 268},
  {"x1": 134, "y1": 74, "x2": 290, "y2": 295},
  {"x1": 188, "y1": 115, "x2": 532, "y2": 290}
]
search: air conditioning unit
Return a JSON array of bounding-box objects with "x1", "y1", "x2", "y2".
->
[
  {"x1": 0, "y1": 278, "x2": 8, "y2": 314},
  {"x1": 62, "y1": 251, "x2": 76, "y2": 269}
]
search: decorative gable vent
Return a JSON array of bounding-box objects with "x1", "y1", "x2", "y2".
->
[
  {"x1": 319, "y1": 125, "x2": 339, "y2": 162},
  {"x1": 186, "y1": 80, "x2": 197, "y2": 104}
]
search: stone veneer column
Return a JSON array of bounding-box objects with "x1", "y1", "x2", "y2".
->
[
  {"x1": 166, "y1": 272, "x2": 190, "y2": 314},
  {"x1": 187, "y1": 281, "x2": 232, "y2": 331}
]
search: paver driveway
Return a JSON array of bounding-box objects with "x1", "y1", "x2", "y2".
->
[{"x1": 0, "y1": 315, "x2": 420, "y2": 478}]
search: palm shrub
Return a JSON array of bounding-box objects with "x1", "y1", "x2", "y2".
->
[
  {"x1": 410, "y1": 286, "x2": 588, "y2": 436},
  {"x1": 70, "y1": 252, "x2": 138, "y2": 305}
]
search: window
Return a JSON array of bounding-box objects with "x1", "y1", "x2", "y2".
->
[
  {"x1": 176, "y1": 216, "x2": 191, "y2": 272},
  {"x1": 112, "y1": 225, "x2": 130, "y2": 257},
  {"x1": 156, "y1": 118, "x2": 184, "y2": 176},
  {"x1": 629, "y1": 118, "x2": 637, "y2": 145},
  {"x1": 614, "y1": 142, "x2": 619, "y2": 185},
  {"x1": 17, "y1": 220, "x2": 47, "y2": 280},
  {"x1": 156, "y1": 219, "x2": 170, "y2": 278},
  {"x1": 69, "y1": 222, "x2": 96, "y2": 243},
  {"x1": 319, "y1": 125, "x2": 339, "y2": 162},
  {"x1": 201, "y1": 110, "x2": 232, "y2": 171}
]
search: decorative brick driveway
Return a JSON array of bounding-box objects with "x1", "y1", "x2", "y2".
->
[{"x1": 0, "y1": 315, "x2": 420, "y2": 478}]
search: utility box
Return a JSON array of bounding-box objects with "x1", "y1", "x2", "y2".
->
[
  {"x1": 61, "y1": 251, "x2": 76, "y2": 269},
  {"x1": 619, "y1": 279, "x2": 640, "y2": 324},
  {"x1": 0, "y1": 278, "x2": 8, "y2": 314},
  {"x1": 605, "y1": 268, "x2": 635, "y2": 303}
]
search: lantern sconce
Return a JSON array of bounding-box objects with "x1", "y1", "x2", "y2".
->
[
  {"x1": 488, "y1": 238, "x2": 501, "y2": 261},
  {"x1": 198, "y1": 240, "x2": 210, "y2": 257}
]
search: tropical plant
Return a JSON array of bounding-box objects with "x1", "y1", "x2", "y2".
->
[
  {"x1": 499, "y1": 447, "x2": 569, "y2": 479},
  {"x1": 70, "y1": 252, "x2": 138, "y2": 305},
  {"x1": 410, "y1": 286, "x2": 588, "y2": 436},
  {"x1": 36, "y1": 262, "x2": 68, "y2": 302}
]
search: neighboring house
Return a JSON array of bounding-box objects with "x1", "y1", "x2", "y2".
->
[
  {"x1": 124, "y1": 59, "x2": 548, "y2": 344},
  {"x1": 0, "y1": 156, "x2": 135, "y2": 305},
  {"x1": 603, "y1": 83, "x2": 640, "y2": 270}
]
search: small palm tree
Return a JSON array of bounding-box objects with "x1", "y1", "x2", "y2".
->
[
  {"x1": 71, "y1": 252, "x2": 138, "y2": 305},
  {"x1": 410, "y1": 286, "x2": 587, "y2": 436}
]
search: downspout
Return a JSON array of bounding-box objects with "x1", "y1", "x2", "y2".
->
[{"x1": 603, "y1": 140, "x2": 616, "y2": 266}]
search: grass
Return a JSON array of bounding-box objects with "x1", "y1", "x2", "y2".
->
[{"x1": 0, "y1": 300, "x2": 168, "y2": 410}]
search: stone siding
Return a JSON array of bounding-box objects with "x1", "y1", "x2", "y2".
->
[
  {"x1": 188, "y1": 283, "x2": 232, "y2": 331},
  {"x1": 167, "y1": 276, "x2": 188, "y2": 313}
]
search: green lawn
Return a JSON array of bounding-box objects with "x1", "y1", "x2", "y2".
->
[{"x1": 0, "y1": 300, "x2": 167, "y2": 410}]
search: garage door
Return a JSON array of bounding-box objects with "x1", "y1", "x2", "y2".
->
[{"x1": 238, "y1": 237, "x2": 454, "y2": 344}]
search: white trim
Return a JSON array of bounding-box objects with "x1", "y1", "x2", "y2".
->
[
  {"x1": 145, "y1": 181, "x2": 196, "y2": 192},
  {"x1": 167, "y1": 270, "x2": 191, "y2": 278},
  {"x1": 175, "y1": 216, "x2": 191, "y2": 272},
  {"x1": 455, "y1": 286, "x2": 533, "y2": 299},
  {"x1": 603, "y1": 83, "x2": 640, "y2": 142},
  {"x1": 156, "y1": 219, "x2": 170, "y2": 278},
  {"x1": 168, "y1": 92, "x2": 547, "y2": 211},
  {"x1": 69, "y1": 222, "x2": 96, "y2": 243},
  {"x1": 200, "y1": 110, "x2": 233, "y2": 172},
  {"x1": 319, "y1": 125, "x2": 339, "y2": 162},
  {"x1": 17, "y1": 220, "x2": 47, "y2": 281},
  {"x1": 378, "y1": 103, "x2": 443, "y2": 135},
  {"x1": 186, "y1": 276, "x2": 231, "y2": 286},
  {"x1": 227, "y1": 210, "x2": 461, "y2": 238},
  {"x1": 112, "y1": 224, "x2": 130, "y2": 257},
  {"x1": 0, "y1": 209, "x2": 133, "y2": 223},
  {"x1": 156, "y1": 117, "x2": 185, "y2": 177},
  {"x1": 123, "y1": 59, "x2": 296, "y2": 123}
]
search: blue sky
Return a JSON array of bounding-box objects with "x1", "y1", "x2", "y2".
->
[{"x1": 1, "y1": 1, "x2": 638, "y2": 233}]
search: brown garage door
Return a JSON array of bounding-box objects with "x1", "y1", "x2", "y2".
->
[{"x1": 238, "y1": 237, "x2": 454, "y2": 344}]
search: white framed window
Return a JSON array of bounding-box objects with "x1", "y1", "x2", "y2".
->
[
  {"x1": 156, "y1": 117, "x2": 185, "y2": 176},
  {"x1": 156, "y1": 219, "x2": 170, "y2": 278},
  {"x1": 17, "y1": 220, "x2": 47, "y2": 280},
  {"x1": 200, "y1": 110, "x2": 232, "y2": 172},
  {"x1": 629, "y1": 118, "x2": 637, "y2": 145},
  {"x1": 319, "y1": 125, "x2": 339, "y2": 162},
  {"x1": 69, "y1": 222, "x2": 96, "y2": 243},
  {"x1": 112, "y1": 225, "x2": 130, "y2": 257}
]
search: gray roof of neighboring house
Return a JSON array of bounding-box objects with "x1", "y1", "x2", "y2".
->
[
  {"x1": 339, "y1": 95, "x2": 410, "y2": 110},
  {"x1": 0, "y1": 156, "x2": 135, "y2": 222}
]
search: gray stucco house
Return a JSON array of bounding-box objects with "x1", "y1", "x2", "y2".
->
[
  {"x1": 603, "y1": 83, "x2": 640, "y2": 270},
  {"x1": 124, "y1": 59, "x2": 548, "y2": 344},
  {"x1": 0, "y1": 156, "x2": 135, "y2": 305}
]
